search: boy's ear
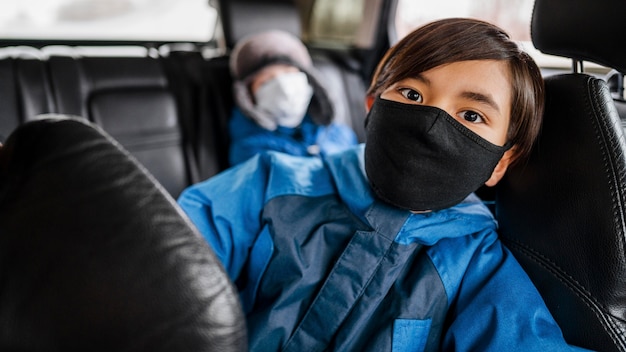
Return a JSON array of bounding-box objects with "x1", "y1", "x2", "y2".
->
[
  {"x1": 484, "y1": 148, "x2": 516, "y2": 187},
  {"x1": 365, "y1": 95, "x2": 375, "y2": 112}
]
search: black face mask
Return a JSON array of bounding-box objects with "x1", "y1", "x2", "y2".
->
[{"x1": 364, "y1": 97, "x2": 510, "y2": 211}]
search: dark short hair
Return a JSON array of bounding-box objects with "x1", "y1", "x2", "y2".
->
[{"x1": 367, "y1": 18, "x2": 544, "y2": 164}]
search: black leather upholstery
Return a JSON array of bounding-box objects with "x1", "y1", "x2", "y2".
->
[
  {"x1": 496, "y1": 75, "x2": 626, "y2": 351},
  {"x1": 496, "y1": 0, "x2": 626, "y2": 350},
  {"x1": 0, "y1": 117, "x2": 247, "y2": 351},
  {"x1": 47, "y1": 56, "x2": 196, "y2": 198},
  {"x1": 0, "y1": 52, "x2": 226, "y2": 198},
  {"x1": 0, "y1": 58, "x2": 54, "y2": 143}
]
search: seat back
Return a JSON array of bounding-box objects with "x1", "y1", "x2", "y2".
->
[
  {"x1": 50, "y1": 56, "x2": 196, "y2": 197},
  {"x1": 0, "y1": 48, "x2": 222, "y2": 198},
  {"x1": 495, "y1": 0, "x2": 626, "y2": 351},
  {"x1": 0, "y1": 116, "x2": 246, "y2": 351},
  {"x1": 0, "y1": 57, "x2": 55, "y2": 142}
]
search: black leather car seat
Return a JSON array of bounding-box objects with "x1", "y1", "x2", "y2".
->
[
  {"x1": 47, "y1": 55, "x2": 200, "y2": 198},
  {"x1": 0, "y1": 52, "x2": 206, "y2": 199},
  {"x1": 495, "y1": 0, "x2": 626, "y2": 351},
  {"x1": 0, "y1": 116, "x2": 247, "y2": 351}
]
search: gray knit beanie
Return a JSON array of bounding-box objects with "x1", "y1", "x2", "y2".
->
[{"x1": 229, "y1": 30, "x2": 334, "y2": 130}]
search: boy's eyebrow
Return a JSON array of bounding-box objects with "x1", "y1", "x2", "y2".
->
[
  {"x1": 461, "y1": 91, "x2": 501, "y2": 113},
  {"x1": 415, "y1": 73, "x2": 431, "y2": 86}
]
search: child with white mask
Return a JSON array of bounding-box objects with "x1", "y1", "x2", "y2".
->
[
  {"x1": 253, "y1": 65, "x2": 313, "y2": 128},
  {"x1": 228, "y1": 30, "x2": 357, "y2": 166}
]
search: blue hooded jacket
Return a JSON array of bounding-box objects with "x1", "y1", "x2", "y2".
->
[
  {"x1": 178, "y1": 145, "x2": 591, "y2": 351},
  {"x1": 228, "y1": 107, "x2": 357, "y2": 166}
]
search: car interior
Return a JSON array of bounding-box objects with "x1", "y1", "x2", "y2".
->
[
  {"x1": 0, "y1": 0, "x2": 625, "y2": 350},
  {"x1": 0, "y1": 0, "x2": 378, "y2": 199}
]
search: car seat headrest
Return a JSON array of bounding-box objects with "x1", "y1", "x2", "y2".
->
[
  {"x1": 532, "y1": 0, "x2": 626, "y2": 73},
  {"x1": 0, "y1": 116, "x2": 247, "y2": 351},
  {"x1": 218, "y1": 0, "x2": 301, "y2": 49}
]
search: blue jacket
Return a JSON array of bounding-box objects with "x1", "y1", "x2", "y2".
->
[
  {"x1": 178, "y1": 145, "x2": 590, "y2": 351},
  {"x1": 228, "y1": 107, "x2": 357, "y2": 166}
]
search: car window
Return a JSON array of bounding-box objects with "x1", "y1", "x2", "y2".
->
[
  {"x1": 0, "y1": 0, "x2": 218, "y2": 43},
  {"x1": 395, "y1": 0, "x2": 533, "y2": 41},
  {"x1": 394, "y1": 0, "x2": 608, "y2": 73},
  {"x1": 304, "y1": 0, "x2": 380, "y2": 49},
  {"x1": 306, "y1": 0, "x2": 364, "y2": 45}
]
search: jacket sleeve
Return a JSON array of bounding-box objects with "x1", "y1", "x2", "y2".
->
[
  {"x1": 177, "y1": 154, "x2": 269, "y2": 280},
  {"x1": 442, "y1": 233, "x2": 592, "y2": 351}
]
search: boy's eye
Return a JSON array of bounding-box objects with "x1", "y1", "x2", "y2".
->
[
  {"x1": 458, "y1": 110, "x2": 484, "y2": 123},
  {"x1": 399, "y1": 88, "x2": 422, "y2": 103}
]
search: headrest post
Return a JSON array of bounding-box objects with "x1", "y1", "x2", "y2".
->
[
  {"x1": 615, "y1": 72, "x2": 624, "y2": 99},
  {"x1": 572, "y1": 59, "x2": 584, "y2": 74}
]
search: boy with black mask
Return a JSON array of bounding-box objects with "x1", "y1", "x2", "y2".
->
[{"x1": 178, "y1": 19, "x2": 590, "y2": 351}]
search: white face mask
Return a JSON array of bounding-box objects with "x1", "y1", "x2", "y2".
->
[{"x1": 254, "y1": 71, "x2": 314, "y2": 128}]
